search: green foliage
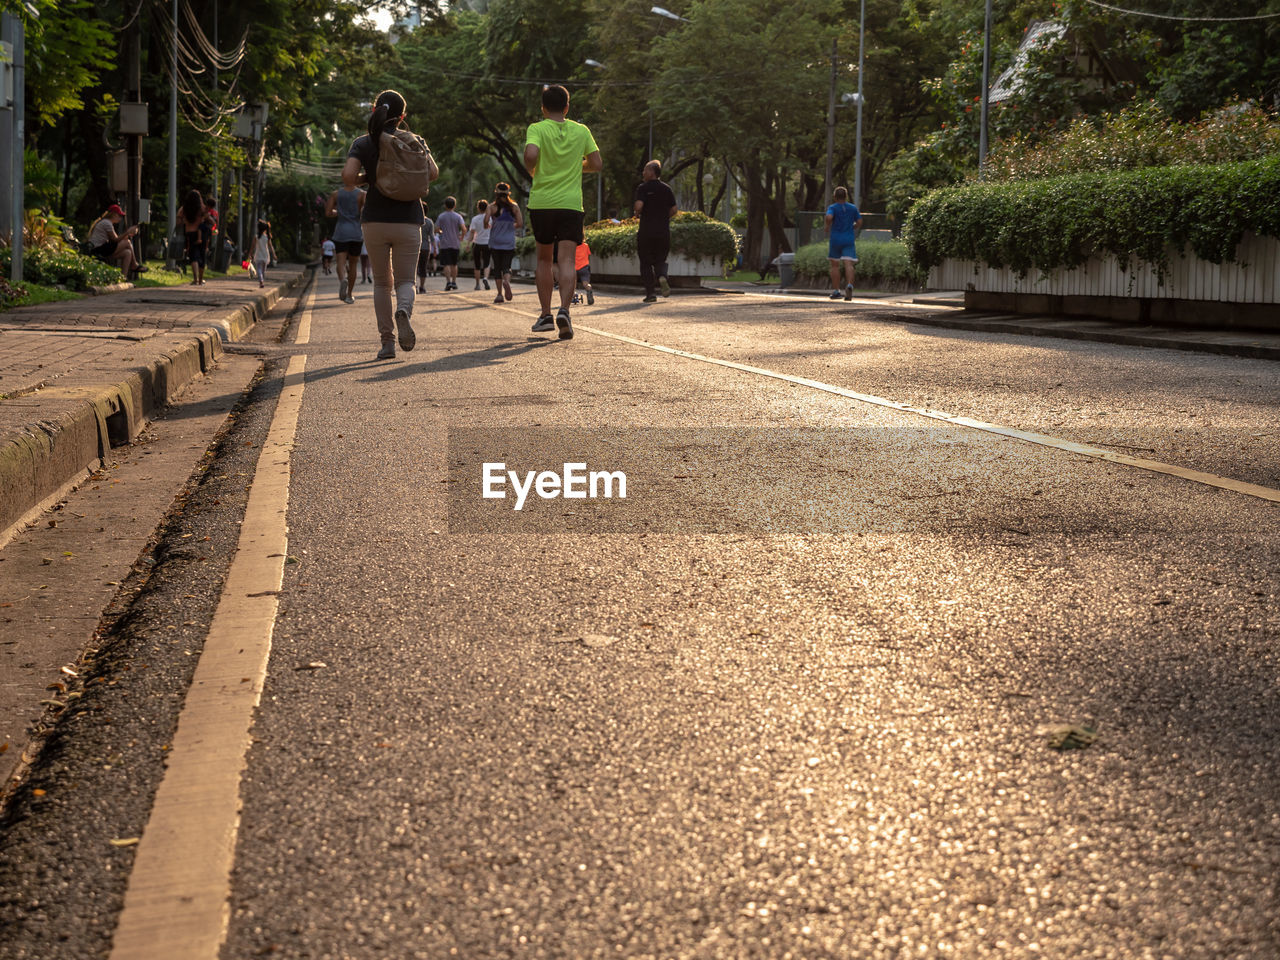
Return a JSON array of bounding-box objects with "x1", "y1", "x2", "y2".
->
[
  {"x1": 986, "y1": 100, "x2": 1280, "y2": 181},
  {"x1": 0, "y1": 246, "x2": 122, "y2": 290},
  {"x1": 0, "y1": 275, "x2": 29, "y2": 310},
  {"x1": 904, "y1": 156, "x2": 1280, "y2": 279},
  {"x1": 516, "y1": 211, "x2": 738, "y2": 263},
  {"x1": 23, "y1": 0, "x2": 115, "y2": 127},
  {"x1": 794, "y1": 239, "x2": 926, "y2": 288}
]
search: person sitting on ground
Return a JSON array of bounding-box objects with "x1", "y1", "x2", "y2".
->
[{"x1": 87, "y1": 204, "x2": 144, "y2": 279}]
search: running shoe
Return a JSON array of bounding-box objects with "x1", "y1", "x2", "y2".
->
[
  {"x1": 531, "y1": 314, "x2": 555, "y2": 332},
  {"x1": 659, "y1": 277, "x2": 670, "y2": 297},
  {"x1": 642, "y1": 295, "x2": 658, "y2": 303},
  {"x1": 586, "y1": 287, "x2": 595, "y2": 305},
  {"x1": 395, "y1": 309, "x2": 415, "y2": 351},
  {"x1": 376, "y1": 341, "x2": 395, "y2": 359},
  {"x1": 503, "y1": 279, "x2": 513, "y2": 301},
  {"x1": 556, "y1": 307, "x2": 573, "y2": 340},
  {"x1": 483, "y1": 278, "x2": 490, "y2": 290},
  {"x1": 844, "y1": 284, "x2": 854, "y2": 301},
  {"x1": 829, "y1": 290, "x2": 842, "y2": 299},
  {"x1": 494, "y1": 294, "x2": 505, "y2": 305}
]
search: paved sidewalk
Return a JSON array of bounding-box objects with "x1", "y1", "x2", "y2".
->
[{"x1": 0, "y1": 267, "x2": 306, "y2": 542}]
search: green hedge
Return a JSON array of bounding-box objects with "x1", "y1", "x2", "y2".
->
[
  {"x1": 904, "y1": 156, "x2": 1280, "y2": 279},
  {"x1": 0, "y1": 246, "x2": 123, "y2": 290},
  {"x1": 516, "y1": 210, "x2": 738, "y2": 265},
  {"x1": 793, "y1": 239, "x2": 927, "y2": 289}
]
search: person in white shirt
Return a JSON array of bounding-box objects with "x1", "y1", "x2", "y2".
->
[
  {"x1": 466, "y1": 199, "x2": 492, "y2": 291},
  {"x1": 321, "y1": 237, "x2": 335, "y2": 275}
]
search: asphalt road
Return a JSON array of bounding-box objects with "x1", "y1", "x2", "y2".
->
[{"x1": 2, "y1": 274, "x2": 1278, "y2": 959}]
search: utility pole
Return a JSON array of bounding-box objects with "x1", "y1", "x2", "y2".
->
[
  {"x1": 210, "y1": 0, "x2": 221, "y2": 269},
  {"x1": 824, "y1": 39, "x2": 837, "y2": 210},
  {"x1": 1, "y1": 12, "x2": 25, "y2": 283},
  {"x1": 0, "y1": 13, "x2": 15, "y2": 262},
  {"x1": 124, "y1": 16, "x2": 144, "y2": 269},
  {"x1": 166, "y1": 0, "x2": 177, "y2": 269}
]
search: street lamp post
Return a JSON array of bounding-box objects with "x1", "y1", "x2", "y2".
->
[
  {"x1": 854, "y1": 0, "x2": 866, "y2": 207},
  {"x1": 978, "y1": 0, "x2": 993, "y2": 177},
  {"x1": 824, "y1": 39, "x2": 837, "y2": 210}
]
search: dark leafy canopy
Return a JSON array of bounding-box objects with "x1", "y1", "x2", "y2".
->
[
  {"x1": 19, "y1": 0, "x2": 117, "y2": 128},
  {"x1": 389, "y1": 0, "x2": 592, "y2": 198}
]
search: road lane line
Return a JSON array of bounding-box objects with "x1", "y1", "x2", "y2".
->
[
  {"x1": 109, "y1": 283, "x2": 313, "y2": 960},
  {"x1": 571, "y1": 322, "x2": 1280, "y2": 505}
]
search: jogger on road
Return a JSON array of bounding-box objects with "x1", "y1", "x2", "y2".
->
[
  {"x1": 522, "y1": 84, "x2": 602, "y2": 341},
  {"x1": 342, "y1": 89, "x2": 438, "y2": 360},
  {"x1": 325, "y1": 184, "x2": 365, "y2": 303}
]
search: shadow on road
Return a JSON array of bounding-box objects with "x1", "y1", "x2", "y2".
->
[{"x1": 358, "y1": 338, "x2": 558, "y2": 382}]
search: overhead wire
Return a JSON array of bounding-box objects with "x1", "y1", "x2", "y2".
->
[{"x1": 1081, "y1": 0, "x2": 1280, "y2": 20}]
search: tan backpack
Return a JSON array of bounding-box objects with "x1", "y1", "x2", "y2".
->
[{"x1": 376, "y1": 129, "x2": 433, "y2": 201}]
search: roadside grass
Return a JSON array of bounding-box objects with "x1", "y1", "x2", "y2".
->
[
  {"x1": 134, "y1": 263, "x2": 252, "y2": 289},
  {"x1": 6, "y1": 283, "x2": 85, "y2": 307}
]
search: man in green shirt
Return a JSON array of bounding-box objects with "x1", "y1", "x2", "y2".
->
[{"x1": 523, "y1": 84, "x2": 603, "y2": 341}]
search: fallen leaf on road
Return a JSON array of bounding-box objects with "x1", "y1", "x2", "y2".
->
[
  {"x1": 579, "y1": 634, "x2": 617, "y2": 648},
  {"x1": 1036, "y1": 723, "x2": 1098, "y2": 750},
  {"x1": 109, "y1": 838, "x2": 140, "y2": 847},
  {"x1": 295, "y1": 661, "x2": 327, "y2": 671}
]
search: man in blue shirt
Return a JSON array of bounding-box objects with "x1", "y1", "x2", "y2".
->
[{"x1": 824, "y1": 186, "x2": 862, "y2": 301}]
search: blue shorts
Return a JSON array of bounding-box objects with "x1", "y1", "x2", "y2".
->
[{"x1": 828, "y1": 236, "x2": 858, "y2": 261}]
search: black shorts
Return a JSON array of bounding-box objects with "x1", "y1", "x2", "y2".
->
[
  {"x1": 334, "y1": 240, "x2": 362, "y2": 256},
  {"x1": 472, "y1": 243, "x2": 490, "y2": 270},
  {"x1": 529, "y1": 208, "x2": 584, "y2": 247},
  {"x1": 185, "y1": 232, "x2": 206, "y2": 266},
  {"x1": 93, "y1": 240, "x2": 117, "y2": 260},
  {"x1": 417, "y1": 250, "x2": 430, "y2": 276},
  {"x1": 490, "y1": 248, "x2": 514, "y2": 276},
  {"x1": 438, "y1": 247, "x2": 460, "y2": 266}
]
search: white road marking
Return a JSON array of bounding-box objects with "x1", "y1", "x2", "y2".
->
[
  {"x1": 109, "y1": 281, "x2": 313, "y2": 960},
  {"x1": 567, "y1": 322, "x2": 1280, "y2": 505}
]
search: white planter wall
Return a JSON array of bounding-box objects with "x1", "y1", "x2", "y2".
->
[
  {"x1": 591, "y1": 252, "x2": 724, "y2": 278},
  {"x1": 930, "y1": 232, "x2": 1280, "y2": 304}
]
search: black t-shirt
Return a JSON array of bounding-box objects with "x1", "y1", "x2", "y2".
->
[
  {"x1": 634, "y1": 179, "x2": 677, "y2": 238},
  {"x1": 348, "y1": 133, "x2": 426, "y2": 226}
]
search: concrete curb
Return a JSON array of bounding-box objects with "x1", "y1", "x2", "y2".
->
[
  {"x1": 881, "y1": 311, "x2": 1280, "y2": 362},
  {"x1": 0, "y1": 274, "x2": 303, "y2": 542}
]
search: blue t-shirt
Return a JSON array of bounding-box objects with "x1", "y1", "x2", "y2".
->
[{"x1": 826, "y1": 202, "x2": 860, "y2": 238}]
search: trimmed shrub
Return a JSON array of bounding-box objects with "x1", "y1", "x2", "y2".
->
[
  {"x1": 0, "y1": 246, "x2": 123, "y2": 290},
  {"x1": 793, "y1": 239, "x2": 927, "y2": 290},
  {"x1": 904, "y1": 156, "x2": 1280, "y2": 279},
  {"x1": 517, "y1": 211, "x2": 738, "y2": 266}
]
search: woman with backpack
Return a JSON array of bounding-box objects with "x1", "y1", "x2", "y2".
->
[{"x1": 342, "y1": 89, "x2": 439, "y2": 360}]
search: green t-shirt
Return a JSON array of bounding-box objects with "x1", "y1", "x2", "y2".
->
[{"x1": 525, "y1": 118, "x2": 599, "y2": 211}]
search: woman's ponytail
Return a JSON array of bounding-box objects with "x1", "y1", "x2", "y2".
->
[
  {"x1": 368, "y1": 103, "x2": 390, "y2": 143},
  {"x1": 368, "y1": 90, "x2": 406, "y2": 143}
]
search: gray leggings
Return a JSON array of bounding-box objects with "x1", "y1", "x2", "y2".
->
[{"x1": 360, "y1": 221, "x2": 421, "y2": 342}]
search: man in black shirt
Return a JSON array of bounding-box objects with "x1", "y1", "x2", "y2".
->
[{"x1": 632, "y1": 160, "x2": 678, "y2": 302}]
